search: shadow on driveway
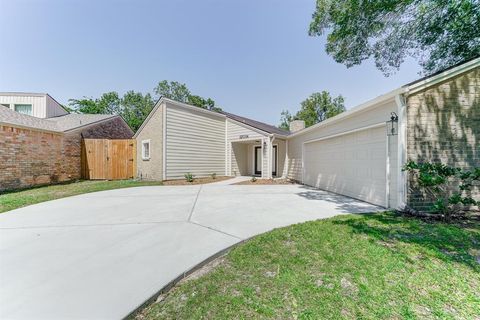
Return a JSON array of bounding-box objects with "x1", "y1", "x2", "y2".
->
[{"x1": 295, "y1": 185, "x2": 383, "y2": 214}]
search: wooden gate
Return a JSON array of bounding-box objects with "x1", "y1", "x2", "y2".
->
[{"x1": 81, "y1": 139, "x2": 136, "y2": 180}]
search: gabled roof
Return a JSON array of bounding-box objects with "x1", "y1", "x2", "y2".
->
[
  {"x1": 0, "y1": 105, "x2": 59, "y2": 132},
  {"x1": 221, "y1": 111, "x2": 290, "y2": 136},
  {"x1": 0, "y1": 105, "x2": 120, "y2": 133},
  {"x1": 134, "y1": 97, "x2": 290, "y2": 138},
  {"x1": 46, "y1": 113, "x2": 116, "y2": 131}
]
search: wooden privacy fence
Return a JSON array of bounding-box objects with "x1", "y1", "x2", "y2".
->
[{"x1": 81, "y1": 139, "x2": 136, "y2": 180}]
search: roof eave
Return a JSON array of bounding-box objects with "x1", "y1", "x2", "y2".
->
[
  {"x1": 287, "y1": 87, "x2": 406, "y2": 138},
  {"x1": 406, "y1": 57, "x2": 480, "y2": 95}
]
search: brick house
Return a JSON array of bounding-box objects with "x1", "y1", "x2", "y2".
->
[{"x1": 0, "y1": 95, "x2": 133, "y2": 191}]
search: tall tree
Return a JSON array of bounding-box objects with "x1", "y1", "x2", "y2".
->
[
  {"x1": 120, "y1": 91, "x2": 155, "y2": 131},
  {"x1": 154, "y1": 80, "x2": 191, "y2": 102},
  {"x1": 153, "y1": 80, "x2": 222, "y2": 111},
  {"x1": 279, "y1": 91, "x2": 345, "y2": 129},
  {"x1": 309, "y1": 0, "x2": 480, "y2": 75},
  {"x1": 70, "y1": 80, "x2": 221, "y2": 132},
  {"x1": 69, "y1": 91, "x2": 154, "y2": 131},
  {"x1": 279, "y1": 110, "x2": 294, "y2": 131}
]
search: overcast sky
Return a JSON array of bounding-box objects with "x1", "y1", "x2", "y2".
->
[{"x1": 0, "y1": 0, "x2": 423, "y2": 124}]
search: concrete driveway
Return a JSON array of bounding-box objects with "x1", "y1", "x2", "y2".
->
[{"x1": 0, "y1": 184, "x2": 381, "y2": 319}]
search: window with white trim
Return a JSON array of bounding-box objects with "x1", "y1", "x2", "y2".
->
[
  {"x1": 142, "y1": 140, "x2": 151, "y2": 160},
  {"x1": 14, "y1": 104, "x2": 33, "y2": 115}
]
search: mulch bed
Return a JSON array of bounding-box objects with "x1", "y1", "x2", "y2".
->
[
  {"x1": 162, "y1": 176, "x2": 233, "y2": 185},
  {"x1": 233, "y1": 178, "x2": 296, "y2": 185}
]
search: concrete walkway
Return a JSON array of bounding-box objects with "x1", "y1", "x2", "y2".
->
[
  {"x1": 0, "y1": 184, "x2": 381, "y2": 319},
  {"x1": 208, "y1": 176, "x2": 251, "y2": 185}
]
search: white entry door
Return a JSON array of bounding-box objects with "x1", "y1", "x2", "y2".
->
[{"x1": 303, "y1": 126, "x2": 387, "y2": 206}]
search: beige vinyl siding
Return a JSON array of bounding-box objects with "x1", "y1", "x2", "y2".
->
[
  {"x1": 165, "y1": 102, "x2": 225, "y2": 179},
  {"x1": 46, "y1": 95, "x2": 68, "y2": 117},
  {"x1": 287, "y1": 98, "x2": 399, "y2": 207},
  {"x1": 136, "y1": 103, "x2": 164, "y2": 180},
  {"x1": 0, "y1": 95, "x2": 47, "y2": 118},
  {"x1": 227, "y1": 119, "x2": 265, "y2": 141},
  {"x1": 227, "y1": 119, "x2": 267, "y2": 176}
]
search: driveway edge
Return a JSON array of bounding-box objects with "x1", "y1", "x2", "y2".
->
[{"x1": 124, "y1": 239, "x2": 246, "y2": 320}]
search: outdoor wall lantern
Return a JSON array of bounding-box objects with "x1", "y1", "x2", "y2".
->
[{"x1": 386, "y1": 112, "x2": 399, "y2": 136}]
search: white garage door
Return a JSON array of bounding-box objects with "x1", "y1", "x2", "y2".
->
[{"x1": 303, "y1": 126, "x2": 387, "y2": 207}]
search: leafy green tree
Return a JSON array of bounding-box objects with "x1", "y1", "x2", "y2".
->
[
  {"x1": 120, "y1": 91, "x2": 155, "y2": 131},
  {"x1": 69, "y1": 97, "x2": 103, "y2": 114},
  {"x1": 154, "y1": 80, "x2": 222, "y2": 112},
  {"x1": 70, "y1": 80, "x2": 221, "y2": 132},
  {"x1": 279, "y1": 110, "x2": 294, "y2": 131},
  {"x1": 68, "y1": 92, "x2": 121, "y2": 115},
  {"x1": 69, "y1": 91, "x2": 154, "y2": 131},
  {"x1": 280, "y1": 91, "x2": 345, "y2": 129},
  {"x1": 309, "y1": 0, "x2": 480, "y2": 75},
  {"x1": 154, "y1": 80, "x2": 191, "y2": 102}
]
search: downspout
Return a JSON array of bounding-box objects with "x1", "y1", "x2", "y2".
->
[
  {"x1": 395, "y1": 92, "x2": 408, "y2": 210},
  {"x1": 386, "y1": 131, "x2": 390, "y2": 208}
]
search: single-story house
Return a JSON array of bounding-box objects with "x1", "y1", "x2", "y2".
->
[
  {"x1": 0, "y1": 93, "x2": 133, "y2": 191},
  {"x1": 135, "y1": 57, "x2": 479, "y2": 210}
]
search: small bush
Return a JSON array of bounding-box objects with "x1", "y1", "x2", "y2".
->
[
  {"x1": 184, "y1": 172, "x2": 194, "y2": 182},
  {"x1": 403, "y1": 160, "x2": 479, "y2": 219},
  {"x1": 211, "y1": 173, "x2": 217, "y2": 180},
  {"x1": 251, "y1": 176, "x2": 257, "y2": 182}
]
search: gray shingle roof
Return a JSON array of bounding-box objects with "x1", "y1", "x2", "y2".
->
[
  {"x1": 46, "y1": 113, "x2": 116, "y2": 131},
  {"x1": 0, "y1": 106, "x2": 116, "y2": 132},
  {"x1": 0, "y1": 105, "x2": 58, "y2": 131},
  {"x1": 221, "y1": 111, "x2": 290, "y2": 136}
]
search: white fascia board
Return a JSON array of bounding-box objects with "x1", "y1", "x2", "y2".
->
[
  {"x1": 162, "y1": 98, "x2": 226, "y2": 119},
  {"x1": 287, "y1": 88, "x2": 406, "y2": 139},
  {"x1": 406, "y1": 57, "x2": 480, "y2": 95}
]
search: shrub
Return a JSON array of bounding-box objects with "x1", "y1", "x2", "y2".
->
[
  {"x1": 211, "y1": 173, "x2": 217, "y2": 180},
  {"x1": 184, "y1": 172, "x2": 194, "y2": 182},
  {"x1": 251, "y1": 176, "x2": 257, "y2": 182},
  {"x1": 403, "y1": 160, "x2": 479, "y2": 219}
]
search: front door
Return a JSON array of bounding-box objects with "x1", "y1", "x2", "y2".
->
[{"x1": 254, "y1": 146, "x2": 262, "y2": 175}]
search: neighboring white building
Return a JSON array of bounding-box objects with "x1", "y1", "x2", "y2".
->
[{"x1": 0, "y1": 92, "x2": 68, "y2": 118}]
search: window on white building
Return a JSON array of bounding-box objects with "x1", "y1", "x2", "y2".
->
[{"x1": 14, "y1": 104, "x2": 33, "y2": 115}]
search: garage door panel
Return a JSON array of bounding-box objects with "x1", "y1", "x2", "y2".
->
[{"x1": 304, "y1": 127, "x2": 386, "y2": 207}]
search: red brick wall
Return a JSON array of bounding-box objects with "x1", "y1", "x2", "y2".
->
[
  {"x1": 0, "y1": 125, "x2": 81, "y2": 191},
  {"x1": 0, "y1": 117, "x2": 133, "y2": 191}
]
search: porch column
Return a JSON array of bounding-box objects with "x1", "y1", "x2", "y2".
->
[{"x1": 266, "y1": 137, "x2": 273, "y2": 179}]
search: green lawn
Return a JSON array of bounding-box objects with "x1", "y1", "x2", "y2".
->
[
  {"x1": 133, "y1": 212, "x2": 480, "y2": 320},
  {"x1": 0, "y1": 180, "x2": 163, "y2": 213}
]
